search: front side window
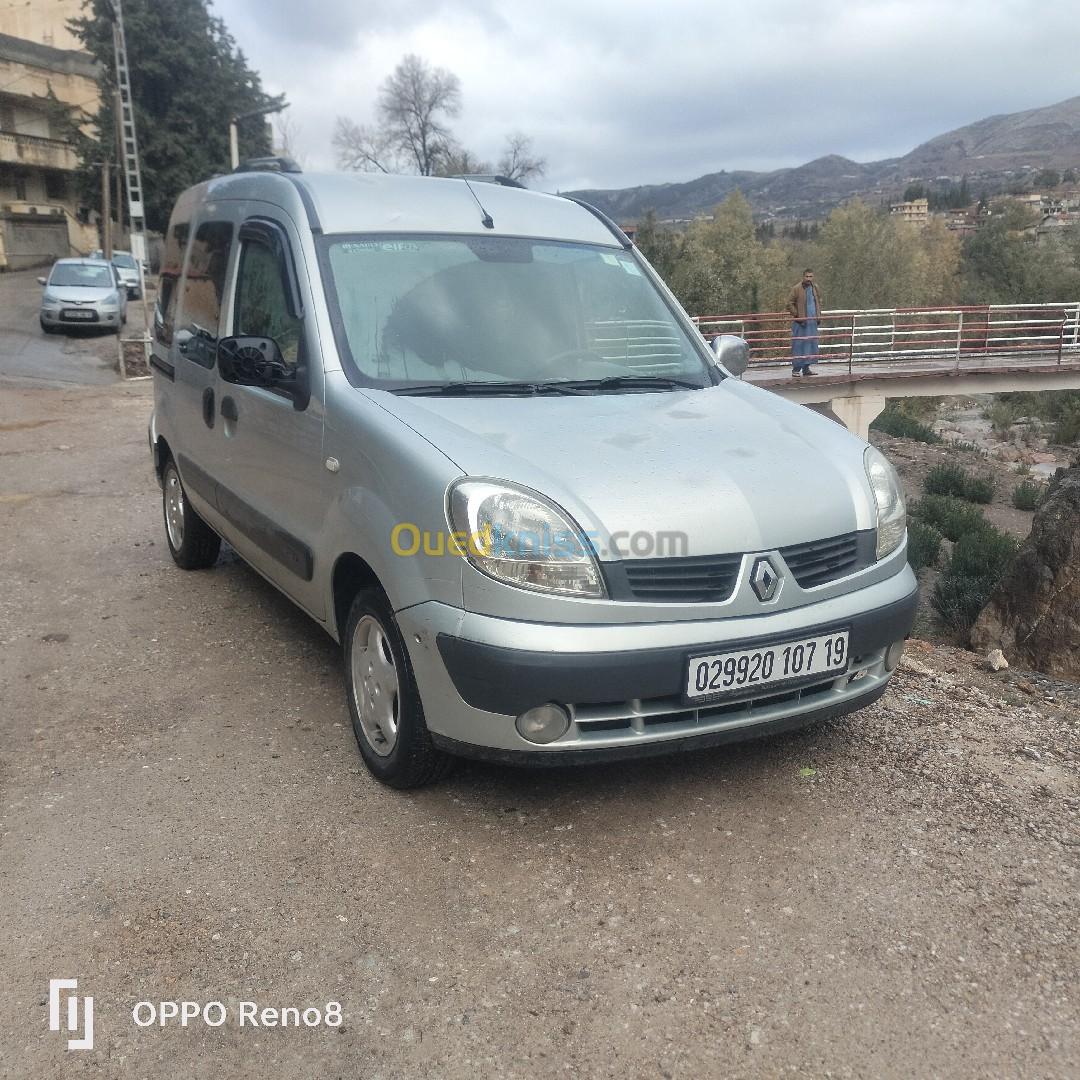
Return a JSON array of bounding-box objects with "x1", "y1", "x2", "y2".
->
[
  {"x1": 322, "y1": 235, "x2": 714, "y2": 390},
  {"x1": 177, "y1": 220, "x2": 232, "y2": 367},
  {"x1": 234, "y1": 239, "x2": 302, "y2": 366},
  {"x1": 49, "y1": 263, "x2": 114, "y2": 288}
]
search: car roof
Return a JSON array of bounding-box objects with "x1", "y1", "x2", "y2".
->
[
  {"x1": 183, "y1": 171, "x2": 624, "y2": 247},
  {"x1": 53, "y1": 258, "x2": 113, "y2": 267}
]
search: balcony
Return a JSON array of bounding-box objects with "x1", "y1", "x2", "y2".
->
[{"x1": 0, "y1": 131, "x2": 78, "y2": 171}]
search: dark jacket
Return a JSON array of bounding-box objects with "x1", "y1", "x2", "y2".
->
[{"x1": 787, "y1": 282, "x2": 822, "y2": 322}]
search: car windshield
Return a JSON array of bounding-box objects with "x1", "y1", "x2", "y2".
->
[
  {"x1": 322, "y1": 235, "x2": 715, "y2": 391},
  {"x1": 50, "y1": 263, "x2": 113, "y2": 288},
  {"x1": 112, "y1": 253, "x2": 137, "y2": 269}
]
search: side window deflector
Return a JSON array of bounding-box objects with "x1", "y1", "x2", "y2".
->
[{"x1": 238, "y1": 218, "x2": 304, "y2": 319}]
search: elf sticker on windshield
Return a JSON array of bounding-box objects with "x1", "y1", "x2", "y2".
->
[
  {"x1": 618, "y1": 258, "x2": 642, "y2": 275},
  {"x1": 339, "y1": 241, "x2": 421, "y2": 254}
]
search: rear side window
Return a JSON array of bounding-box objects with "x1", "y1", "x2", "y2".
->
[
  {"x1": 177, "y1": 220, "x2": 232, "y2": 367},
  {"x1": 156, "y1": 221, "x2": 189, "y2": 345}
]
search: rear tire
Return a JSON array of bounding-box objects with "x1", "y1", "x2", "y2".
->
[
  {"x1": 162, "y1": 457, "x2": 220, "y2": 570},
  {"x1": 344, "y1": 588, "x2": 453, "y2": 789}
]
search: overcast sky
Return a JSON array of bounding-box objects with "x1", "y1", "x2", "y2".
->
[{"x1": 210, "y1": 0, "x2": 1078, "y2": 192}]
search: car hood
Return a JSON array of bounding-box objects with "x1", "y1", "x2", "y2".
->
[
  {"x1": 373, "y1": 381, "x2": 878, "y2": 558},
  {"x1": 45, "y1": 286, "x2": 116, "y2": 304}
]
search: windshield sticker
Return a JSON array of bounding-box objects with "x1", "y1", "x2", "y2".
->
[
  {"x1": 600, "y1": 253, "x2": 620, "y2": 266},
  {"x1": 619, "y1": 259, "x2": 642, "y2": 276},
  {"x1": 339, "y1": 241, "x2": 422, "y2": 254}
]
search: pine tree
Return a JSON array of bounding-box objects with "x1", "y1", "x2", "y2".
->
[{"x1": 69, "y1": 0, "x2": 282, "y2": 232}]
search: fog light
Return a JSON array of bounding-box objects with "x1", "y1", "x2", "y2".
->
[
  {"x1": 885, "y1": 639, "x2": 906, "y2": 672},
  {"x1": 515, "y1": 703, "x2": 570, "y2": 745}
]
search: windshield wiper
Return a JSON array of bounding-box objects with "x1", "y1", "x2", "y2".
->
[
  {"x1": 559, "y1": 374, "x2": 707, "y2": 393},
  {"x1": 394, "y1": 380, "x2": 586, "y2": 397}
]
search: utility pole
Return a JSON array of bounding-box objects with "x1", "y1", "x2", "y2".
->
[
  {"x1": 229, "y1": 98, "x2": 287, "y2": 169},
  {"x1": 101, "y1": 159, "x2": 112, "y2": 260}
]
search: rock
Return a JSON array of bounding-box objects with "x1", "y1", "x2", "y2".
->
[
  {"x1": 972, "y1": 458, "x2": 1080, "y2": 678},
  {"x1": 899, "y1": 655, "x2": 935, "y2": 677},
  {"x1": 986, "y1": 649, "x2": 1009, "y2": 672}
]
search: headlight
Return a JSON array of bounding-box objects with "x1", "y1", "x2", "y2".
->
[
  {"x1": 864, "y1": 446, "x2": 906, "y2": 559},
  {"x1": 447, "y1": 479, "x2": 605, "y2": 598}
]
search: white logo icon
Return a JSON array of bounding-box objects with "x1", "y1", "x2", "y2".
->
[{"x1": 49, "y1": 978, "x2": 94, "y2": 1050}]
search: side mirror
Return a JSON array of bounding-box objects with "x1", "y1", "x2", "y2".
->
[
  {"x1": 217, "y1": 335, "x2": 308, "y2": 408},
  {"x1": 37, "y1": 276, "x2": 47, "y2": 286},
  {"x1": 711, "y1": 334, "x2": 750, "y2": 377}
]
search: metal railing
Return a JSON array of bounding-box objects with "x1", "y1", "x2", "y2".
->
[{"x1": 693, "y1": 303, "x2": 1080, "y2": 373}]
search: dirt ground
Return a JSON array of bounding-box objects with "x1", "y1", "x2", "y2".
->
[{"x1": 1, "y1": 381, "x2": 1077, "y2": 1079}]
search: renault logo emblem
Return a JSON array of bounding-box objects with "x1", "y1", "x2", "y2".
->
[{"x1": 750, "y1": 558, "x2": 780, "y2": 602}]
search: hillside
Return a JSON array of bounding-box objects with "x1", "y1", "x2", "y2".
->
[{"x1": 567, "y1": 95, "x2": 1080, "y2": 222}]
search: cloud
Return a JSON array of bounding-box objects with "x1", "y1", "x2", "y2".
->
[{"x1": 209, "y1": 0, "x2": 1080, "y2": 192}]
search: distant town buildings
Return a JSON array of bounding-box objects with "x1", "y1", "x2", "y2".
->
[{"x1": 0, "y1": 0, "x2": 99, "y2": 269}]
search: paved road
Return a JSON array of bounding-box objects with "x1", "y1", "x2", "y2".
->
[
  {"x1": 0, "y1": 268, "x2": 134, "y2": 387},
  {"x1": 0, "y1": 378, "x2": 1076, "y2": 1077}
]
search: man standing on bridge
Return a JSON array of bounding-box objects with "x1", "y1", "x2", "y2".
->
[{"x1": 788, "y1": 269, "x2": 822, "y2": 376}]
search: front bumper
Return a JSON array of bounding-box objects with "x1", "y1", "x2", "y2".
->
[
  {"x1": 40, "y1": 307, "x2": 119, "y2": 326},
  {"x1": 397, "y1": 566, "x2": 917, "y2": 761}
]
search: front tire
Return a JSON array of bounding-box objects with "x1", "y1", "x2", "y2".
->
[
  {"x1": 162, "y1": 457, "x2": 220, "y2": 569},
  {"x1": 344, "y1": 588, "x2": 453, "y2": 788}
]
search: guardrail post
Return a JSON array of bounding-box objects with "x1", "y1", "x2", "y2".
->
[
  {"x1": 1058, "y1": 318, "x2": 1065, "y2": 365},
  {"x1": 956, "y1": 310, "x2": 964, "y2": 372},
  {"x1": 848, "y1": 313, "x2": 855, "y2": 375}
]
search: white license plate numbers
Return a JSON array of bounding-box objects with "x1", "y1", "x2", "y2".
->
[
  {"x1": 62, "y1": 309, "x2": 94, "y2": 320},
  {"x1": 686, "y1": 630, "x2": 849, "y2": 701}
]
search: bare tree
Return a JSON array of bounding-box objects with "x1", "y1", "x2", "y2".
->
[
  {"x1": 335, "y1": 56, "x2": 548, "y2": 183},
  {"x1": 498, "y1": 132, "x2": 546, "y2": 183},
  {"x1": 333, "y1": 116, "x2": 398, "y2": 173},
  {"x1": 274, "y1": 110, "x2": 307, "y2": 168},
  {"x1": 435, "y1": 145, "x2": 492, "y2": 177},
  {"x1": 335, "y1": 54, "x2": 461, "y2": 176}
]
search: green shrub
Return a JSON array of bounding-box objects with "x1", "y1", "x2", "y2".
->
[
  {"x1": 1051, "y1": 400, "x2": 1080, "y2": 444},
  {"x1": 907, "y1": 519, "x2": 944, "y2": 572},
  {"x1": 984, "y1": 400, "x2": 1017, "y2": 437},
  {"x1": 931, "y1": 526, "x2": 1019, "y2": 640},
  {"x1": 1012, "y1": 480, "x2": 1045, "y2": 511},
  {"x1": 962, "y1": 475, "x2": 995, "y2": 504},
  {"x1": 923, "y1": 464, "x2": 993, "y2": 503},
  {"x1": 910, "y1": 494, "x2": 989, "y2": 541},
  {"x1": 946, "y1": 439, "x2": 988, "y2": 458},
  {"x1": 871, "y1": 405, "x2": 941, "y2": 444}
]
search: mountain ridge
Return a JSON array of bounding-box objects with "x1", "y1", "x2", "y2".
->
[{"x1": 566, "y1": 95, "x2": 1080, "y2": 222}]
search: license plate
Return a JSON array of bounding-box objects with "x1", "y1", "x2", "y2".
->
[
  {"x1": 686, "y1": 630, "x2": 849, "y2": 702},
  {"x1": 62, "y1": 309, "x2": 95, "y2": 320}
]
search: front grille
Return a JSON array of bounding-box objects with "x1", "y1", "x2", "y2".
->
[
  {"x1": 610, "y1": 552, "x2": 743, "y2": 603},
  {"x1": 780, "y1": 532, "x2": 869, "y2": 589},
  {"x1": 604, "y1": 530, "x2": 875, "y2": 603}
]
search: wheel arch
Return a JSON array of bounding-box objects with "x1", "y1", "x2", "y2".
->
[{"x1": 331, "y1": 552, "x2": 383, "y2": 642}]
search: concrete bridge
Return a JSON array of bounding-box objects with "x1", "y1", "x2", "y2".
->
[{"x1": 694, "y1": 303, "x2": 1080, "y2": 437}]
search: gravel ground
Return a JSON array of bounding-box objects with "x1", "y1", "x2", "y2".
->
[{"x1": 1, "y1": 383, "x2": 1077, "y2": 1079}]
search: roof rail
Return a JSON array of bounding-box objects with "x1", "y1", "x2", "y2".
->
[
  {"x1": 233, "y1": 156, "x2": 302, "y2": 174},
  {"x1": 562, "y1": 196, "x2": 633, "y2": 248},
  {"x1": 448, "y1": 174, "x2": 526, "y2": 189}
]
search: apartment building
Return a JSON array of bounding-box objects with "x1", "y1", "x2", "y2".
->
[{"x1": 0, "y1": 1, "x2": 99, "y2": 269}]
